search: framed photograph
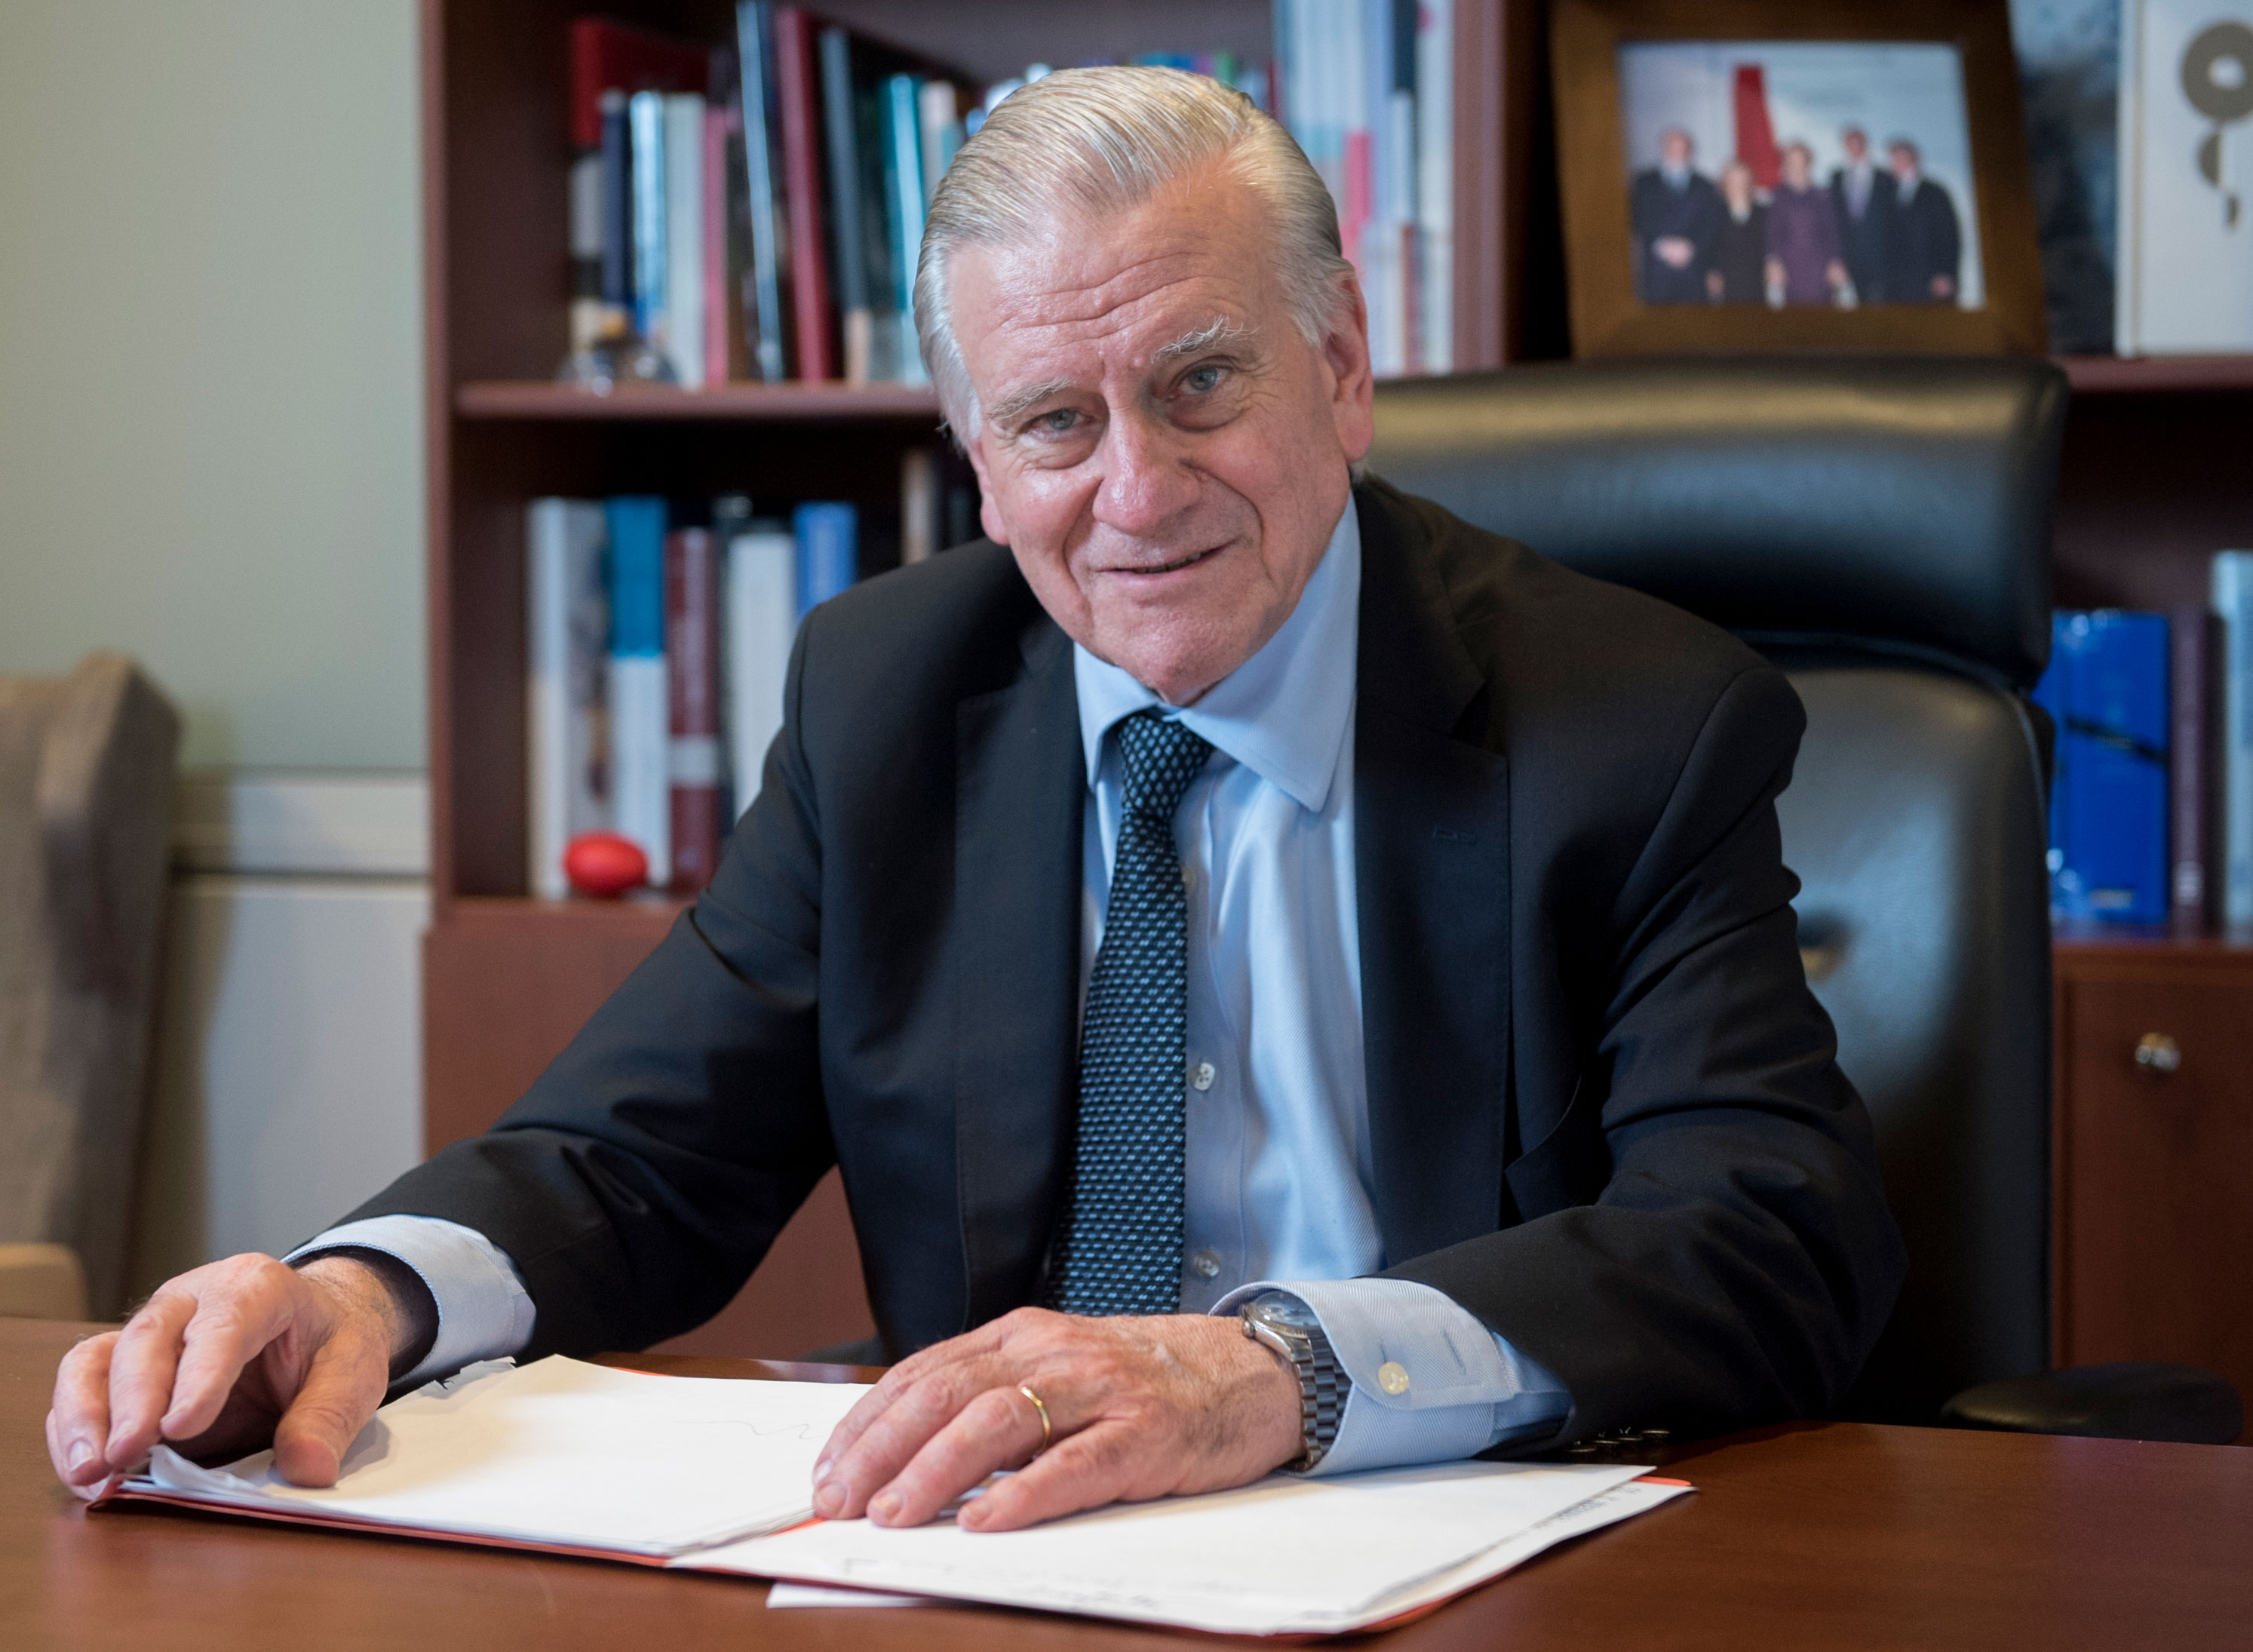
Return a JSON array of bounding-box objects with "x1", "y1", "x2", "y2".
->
[{"x1": 1551, "y1": 0, "x2": 2049, "y2": 357}]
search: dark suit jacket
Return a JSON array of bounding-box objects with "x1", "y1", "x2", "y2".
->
[
  {"x1": 1629, "y1": 169, "x2": 1724, "y2": 306},
  {"x1": 1886, "y1": 179, "x2": 1962, "y2": 305},
  {"x1": 1829, "y1": 166, "x2": 1897, "y2": 302},
  {"x1": 353, "y1": 480, "x2": 1905, "y2": 1447}
]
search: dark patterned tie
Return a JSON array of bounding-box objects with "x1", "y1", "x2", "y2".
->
[{"x1": 1045, "y1": 709, "x2": 1214, "y2": 1316}]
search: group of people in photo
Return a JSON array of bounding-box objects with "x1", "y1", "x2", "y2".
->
[{"x1": 1631, "y1": 124, "x2": 1964, "y2": 309}]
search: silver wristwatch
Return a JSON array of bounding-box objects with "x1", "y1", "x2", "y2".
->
[{"x1": 1239, "y1": 1291, "x2": 1352, "y2": 1471}]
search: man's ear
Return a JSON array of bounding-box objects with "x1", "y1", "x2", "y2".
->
[
  {"x1": 959, "y1": 431, "x2": 1009, "y2": 546},
  {"x1": 1322, "y1": 276, "x2": 1377, "y2": 464}
]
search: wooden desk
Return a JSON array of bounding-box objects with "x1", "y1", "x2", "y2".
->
[{"x1": 6, "y1": 1319, "x2": 2248, "y2": 1649}]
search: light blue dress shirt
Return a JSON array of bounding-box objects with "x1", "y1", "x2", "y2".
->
[{"x1": 293, "y1": 501, "x2": 1570, "y2": 1468}]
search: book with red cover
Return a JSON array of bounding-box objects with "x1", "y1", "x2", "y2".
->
[
  {"x1": 569, "y1": 17, "x2": 713, "y2": 150},
  {"x1": 772, "y1": 7, "x2": 836, "y2": 382},
  {"x1": 665, "y1": 527, "x2": 723, "y2": 893}
]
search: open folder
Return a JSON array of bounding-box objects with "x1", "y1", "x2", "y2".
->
[{"x1": 94, "y1": 1356, "x2": 1691, "y2": 1637}]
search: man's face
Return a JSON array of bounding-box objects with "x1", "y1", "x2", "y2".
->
[
  {"x1": 1660, "y1": 130, "x2": 1692, "y2": 170},
  {"x1": 948, "y1": 167, "x2": 1374, "y2": 705},
  {"x1": 1842, "y1": 128, "x2": 1868, "y2": 163},
  {"x1": 1889, "y1": 143, "x2": 1917, "y2": 179}
]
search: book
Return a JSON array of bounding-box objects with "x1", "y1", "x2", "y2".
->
[
  {"x1": 725, "y1": 520, "x2": 797, "y2": 815},
  {"x1": 600, "y1": 91, "x2": 632, "y2": 317},
  {"x1": 2171, "y1": 604, "x2": 2223, "y2": 929},
  {"x1": 792, "y1": 502, "x2": 858, "y2": 619},
  {"x1": 2041, "y1": 610, "x2": 2170, "y2": 924},
  {"x1": 882, "y1": 74, "x2": 929, "y2": 385},
  {"x1": 2117, "y1": 0, "x2": 2253, "y2": 352},
  {"x1": 702, "y1": 103, "x2": 737, "y2": 385},
  {"x1": 735, "y1": 2, "x2": 791, "y2": 382},
  {"x1": 774, "y1": 7, "x2": 836, "y2": 382},
  {"x1": 1414, "y1": 0, "x2": 1453, "y2": 373},
  {"x1": 818, "y1": 26, "x2": 875, "y2": 384},
  {"x1": 526, "y1": 500, "x2": 610, "y2": 900},
  {"x1": 99, "y1": 1355, "x2": 1680, "y2": 1638},
  {"x1": 567, "y1": 17, "x2": 711, "y2": 151},
  {"x1": 663, "y1": 94, "x2": 707, "y2": 386},
  {"x1": 567, "y1": 147, "x2": 609, "y2": 355},
  {"x1": 2213, "y1": 551, "x2": 2253, "y2": 923},
  {"x1": 628, "y1": 91, "x2": 671, "y2": 362},
  {"x1": 917, "y1": 78, "x2": 961, "y2": 207},
  {"x1": 607, "y1": 496, "x2": 671, "y2": 888},
  {"x1": 666, "y1": 527, "x2": 723, "y2": 890}
]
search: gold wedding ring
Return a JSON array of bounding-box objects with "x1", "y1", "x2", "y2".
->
[{"x1": 1018, "y1": 1383, "x2": 1053, "y2": 1457}]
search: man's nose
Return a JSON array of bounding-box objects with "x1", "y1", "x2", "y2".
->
[{"x1": 1091, "y1": 410, "x2": 1198, "y2": 537}]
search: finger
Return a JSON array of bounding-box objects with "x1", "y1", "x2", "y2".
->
[
  {"x1": 269, "y1": 1322, "x2": 391, "y2": 1487},
  {"x1": 159, "y1": 1264, "x2": 302, "y2": 1443},
  {"x1": 818, "y1": 1358, "x2": 1015, "y2": 1520},
  {"x1": 816, "y1": 1319, "x2": 1008, "y2": 1474},
  {"x1": 48, "y1": 1333, "x2": 121, "y2": 1487},
  {"x1": 102, "y1": 1293, "x2": 203, "y2": 1466},
  {"x1": 866, "y1": 1384, "x2": 1045, "y2": 1528},
  {"x1": 958, "y1": 1419, "x2": 1144, "y2": 1533}
]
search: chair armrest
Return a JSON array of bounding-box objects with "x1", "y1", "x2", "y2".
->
[
  {"x1": 0, "y1": 1244, "x2": 91, "y2": 1321},
  {"x1": 1941, "y1": 1362, "x2": 2242, "y2": 1445}
]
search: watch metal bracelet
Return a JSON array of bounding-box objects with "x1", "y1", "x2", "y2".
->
[{"x1": 1240, "y1": 1300, "x2": 1352, "y2": 1470}]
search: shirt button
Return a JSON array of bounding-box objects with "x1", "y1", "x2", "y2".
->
[
  {"x1": 1189, "y1": 1061, "x2": 1216, "y2": 1092},
  {"x1": 1189, "y1": 1249, "x2": 1222, "y2": 1279},
  {"x1": 1378, "y1": 1362, "x2": 1412, "y2": 1396}
]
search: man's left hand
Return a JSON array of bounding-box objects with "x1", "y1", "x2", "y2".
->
[{"x1": 809, "y1": 1307, "x2": 1303, "y2": 1532}]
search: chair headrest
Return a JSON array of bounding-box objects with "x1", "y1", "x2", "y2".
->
[{"x1": 1367, "y1": 357, "x2": 2066, "y2": 689}]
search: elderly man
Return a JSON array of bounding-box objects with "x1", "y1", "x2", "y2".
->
[
  {"x1": 1628, "y1": 127, "x2": 1724, "y2": 305},
  {"x1": 50, "y1": 68, "x2": 1902, "y2": 1535}
]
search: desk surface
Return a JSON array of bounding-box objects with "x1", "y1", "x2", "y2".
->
[{"x1": 6, "y1": 1318, "x2": 2249, "y2": 1650}]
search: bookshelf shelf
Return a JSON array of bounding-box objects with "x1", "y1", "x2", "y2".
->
[
  {"x1": 2058, "y1": 355, "x2": 2253, "y2": 396},
  {"x1": 456, "y1": 379, "x2": 944, "y2": 422}
]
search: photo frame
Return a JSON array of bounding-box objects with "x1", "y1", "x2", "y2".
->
[{"x1": 1551, "y1": 0, "x2": 2049, "y2": 357}]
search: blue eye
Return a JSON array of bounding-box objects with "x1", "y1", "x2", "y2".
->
[{"x1": 1184, "y1": 365, "x2": 1224, "y2": 394}]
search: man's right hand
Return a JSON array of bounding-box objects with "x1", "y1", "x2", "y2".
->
[{"x1": 45, "y1": 1253, "x2": 416, "y2": 1500}]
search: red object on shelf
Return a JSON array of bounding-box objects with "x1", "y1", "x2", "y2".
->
[
  {"x1": 568, "y1": 17, "x2": 713, "y2": 150},
  {"x1": 563, "y1": 831, "x2": 650, "y2": 898}
]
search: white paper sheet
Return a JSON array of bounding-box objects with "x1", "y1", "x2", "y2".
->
[
  {"x1": 132, "y1": 1356, "x2": 869, "y2": 1557},
  {"x1": 690, "y1": 1459, "x2": 1685, "y2": 1636},
  {"x1": 766, "y1": 1582, "x2": 937, "y2": 1608}
]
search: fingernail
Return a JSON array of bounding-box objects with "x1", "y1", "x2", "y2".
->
[
  {"x1": 870, "y1": 1491, "x2": 901, "y2": 1524},
  {"x1": 67, "y1": 1439, "x2": 96, "y2": 1474},
  {"x1": 812, "y1": 1479, "x2": 843, "y2": 1518},
  {"x1": 812, "y1": 1455, "x2": 832, "y2": 1480}
]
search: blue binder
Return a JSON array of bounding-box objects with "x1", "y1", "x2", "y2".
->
[{"x1": 2037, "y1": 611, "x2": 2170, "y2": 924}]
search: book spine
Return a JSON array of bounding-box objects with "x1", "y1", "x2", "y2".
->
[
  {"x1": 703, "y1": 106, "x2": 732, "y2": 385},
  {"x1": 568, "y1": 150, "x2": 606, "y2": 355},
  {"x1": 773, "y1": 8, "x2": 835, "y2": 382},
  {"x1": 629, "y1": 91, "x2": 670, "y2": 351},
  {"x1": 527, "y1": 499, "x2": 613, "y2": 899},
  {"x1": 664, "y1": 94, "x2": 706, "y2": 387},
  {"x1": 792, "y1": 502, "x2": 858, "y2": 618},
  {"x1": 917, "y1": 79, "x2": 959, "y2": 207},
  {"x1": 2050, "y1": 610, "x2": 2171, "y2": 924},
  {"x1": 726, "y1": 527, "x2": 799, "y2": 816},
  {"x1": 666, "y1": 527, "x2": 723, "y2": 892},
  {"x1": 608, "y1": 496, "x2": 671, "y2": 888},
  {"x1": 1415, "y1": 0, "x2": 1453, "y2": 373},
  {"x1": 2215, "y1": 554, "x2": 2253, "y2": 923},
  {"x1": 737, "y1": 1, "x2": 790, "y2": 381},
  {"x1": 2172, "y1": 605, "x2": 2221, "y2": 929},
  {"x1": 883, "y1": 75, "x2": 929, "y2": 385},
  {"x1": 600, "y1": 91, "x2": 632, "y2": 311},
  {"x1": 820, "y1": 26, "x2": 873, "y2": 385}
]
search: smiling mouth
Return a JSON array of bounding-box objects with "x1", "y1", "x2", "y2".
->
[{"x1": 1110, "y1": 545, "x2": 1223, "y2": 577}]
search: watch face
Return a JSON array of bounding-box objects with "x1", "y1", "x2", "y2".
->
[{"x1": 1246, "y1": 1291, "x2": 1321, "y2": 1333}]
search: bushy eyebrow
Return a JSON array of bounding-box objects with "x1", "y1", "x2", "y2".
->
[
  {"x1": 1153, "y1": 317, "x2": 1254, "y2": 361},
  {"x1": 984, "y1": 375, "x2": 1079, "y2": 428}
]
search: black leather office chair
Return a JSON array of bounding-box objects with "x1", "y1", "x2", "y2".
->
[{"x1": 1369, "y1": 358, "x2": 2240, "y2": 1444}]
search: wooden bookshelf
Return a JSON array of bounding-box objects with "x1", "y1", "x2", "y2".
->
[{"x1": 421, "y1": 0, "x2": 2253, "y2": 1366}]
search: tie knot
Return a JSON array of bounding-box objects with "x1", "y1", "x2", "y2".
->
[{"x1": 1115, "y1": 711, "x2": 1211, "y2": 823}]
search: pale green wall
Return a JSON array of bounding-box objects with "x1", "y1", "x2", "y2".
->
[{"x1": 0, "y1": 0, "x2": 425, "y2": 771}]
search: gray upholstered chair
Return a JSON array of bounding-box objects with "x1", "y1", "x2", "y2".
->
[
  {"x1": 0, "y1": 653, "x2": 180, "y2": 1319},
  {"x1": 1369, "y1": 358, "x2": 2239, "y2": 1444}
]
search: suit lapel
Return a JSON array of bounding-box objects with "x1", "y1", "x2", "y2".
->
[
  {"x1": 1352, "y1": 484, "x2": 1516, "y2": 1264},
  {"x1": 953, "y1": 618, "x2": 1084, "y2": 1328}
]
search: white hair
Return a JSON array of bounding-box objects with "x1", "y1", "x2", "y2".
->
[{"x1": 913, "y1": 65, "x2": 1355, "y2": 438}]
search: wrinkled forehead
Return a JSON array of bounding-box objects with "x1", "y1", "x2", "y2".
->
[{"x1": 947, "y1": 178, "x2": 1285, "y2": 401}]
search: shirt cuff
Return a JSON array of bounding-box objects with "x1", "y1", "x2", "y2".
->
[
  {"x1": 286, "y1": 1215, "x2": 537, "y2": 1389},
  {"x1": 1212, "y1": 1277, "x2": 1573, "y2": 1476}
]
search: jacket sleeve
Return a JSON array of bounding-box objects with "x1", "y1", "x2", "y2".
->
[
  {"x1": 341, "y1": 618, "x2": 839, "y2": 1359},
  {"x1": 1385, "y1": 665, "x2": 1907, "y2": 1445}
]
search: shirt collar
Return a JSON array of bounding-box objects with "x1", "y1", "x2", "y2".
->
[{"x1": 1073, "y1": 499, "x2": 1361, "y2": 815}]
